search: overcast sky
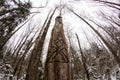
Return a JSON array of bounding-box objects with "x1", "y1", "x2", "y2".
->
[
  {"x1": 8, "y1": 0, "x2": 119, "y2": 60},
  {"x1": 21, "y1": 0, "x2": 119, "y2": 47}
]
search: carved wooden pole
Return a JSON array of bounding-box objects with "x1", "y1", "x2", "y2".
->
[{"x1": 45, "y1": 16, "x2": 71, "y2": 80}]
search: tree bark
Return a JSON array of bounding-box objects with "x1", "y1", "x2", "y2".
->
[{"x1": 25, "y1": 8, "x2": 56, "y2": 80}]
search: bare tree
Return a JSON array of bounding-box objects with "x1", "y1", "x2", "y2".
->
[
  {"x1": 68, "y1": 8, "x2": 120, "y2": 64},
  {"x1": 26, "y1": 8, "x2": 57, "y2": 80}
]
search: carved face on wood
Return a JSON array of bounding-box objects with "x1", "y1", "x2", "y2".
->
[
  {"x1": 54, "y1": 16, "x2": 63, "y2": 32},
  {"x1": 55, "y1": 16, "x2": 62, "y2": 24}
]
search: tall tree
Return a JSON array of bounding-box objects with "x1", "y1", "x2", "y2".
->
[
  {"x1": 0, "y1": 0, "x2": 31, "y2": 61},
  {"x1": 26, "y1": 8, "x2": 57, "y2": 80},
  {"x1": 76, "y1": 34, "x2": 90, "y2": 80},
  {"x1": 68, "y1": 8, "x2": 120, "y2": 64}
]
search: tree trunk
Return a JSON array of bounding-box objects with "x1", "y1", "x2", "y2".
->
[{"x1": 25, "y1": 9, "x2": 56, "y2": 80}]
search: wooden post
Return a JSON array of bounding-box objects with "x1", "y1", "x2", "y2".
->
[{"x1": 45, "y1": 16, "x2": 71, "y2": 80}]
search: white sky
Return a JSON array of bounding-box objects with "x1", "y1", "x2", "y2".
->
[
  {"x1": 7, "y1": 0, "x2": 119, "y2": 61},
  {"x1": 28, "y1": 0, "x2": 119, "y2": 47},
  {"x1": 20, "y1": 0, "x2": 118, "y2": 61}
]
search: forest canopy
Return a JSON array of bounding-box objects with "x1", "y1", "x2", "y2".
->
[{"x1": 0, "y1": 0, "x2": 120, "y2": 80}]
